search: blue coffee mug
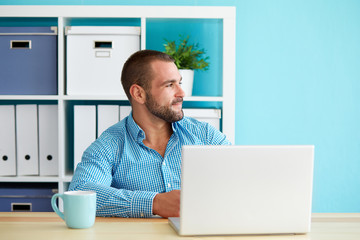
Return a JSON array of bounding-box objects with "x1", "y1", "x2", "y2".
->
[{"x1": 51, "y1": 191, "x2": 96, "y2": 229}]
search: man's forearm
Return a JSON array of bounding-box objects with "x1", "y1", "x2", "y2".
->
[{"x1": 69, "y1": 180, "x2": 158, "y2": 218}]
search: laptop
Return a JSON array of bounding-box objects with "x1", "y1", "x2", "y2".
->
[{"x1": 169, "y1": 145, "x2": 314, "y2": 236}]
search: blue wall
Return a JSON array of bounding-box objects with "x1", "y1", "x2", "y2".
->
[
  {"x1": 236, "y1": 0, "x2": 360, "y2": 213},
  {"x1": 1, "y1": 0, "x2": 360, "y2": 213}
]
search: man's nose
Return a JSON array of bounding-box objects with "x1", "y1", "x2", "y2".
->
[{"x1": 177, "y1": 83, "x2": 186, "y2": 98}]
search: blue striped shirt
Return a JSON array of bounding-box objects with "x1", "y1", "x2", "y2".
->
[{"x1": 69, "y1": 113, "x2": 230, "y2": 218}]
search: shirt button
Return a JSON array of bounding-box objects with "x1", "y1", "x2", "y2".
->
[
  {"x1": 140, "y1": 212, "x2": 144, "y2": 217},
  {"x1": 163, "y1": 162, "x2": 166, "y2": 166},
  {"x1": 167, "y1": 183, "x2": 171, "y2": 188}
]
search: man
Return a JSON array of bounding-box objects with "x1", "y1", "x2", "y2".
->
[{"x1": 69, "y1": 50, "x2": 230, "y2": 218}]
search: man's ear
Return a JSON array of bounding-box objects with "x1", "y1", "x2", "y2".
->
[{"x1": 129, "y1": 84, "x2": 146, "y2": 104}]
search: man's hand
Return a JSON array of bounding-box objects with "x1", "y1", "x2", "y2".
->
[{"x1": 152, "y1": 190, "x2": 180, "y2": 218}]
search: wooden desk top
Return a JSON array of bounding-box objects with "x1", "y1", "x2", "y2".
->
[{"x1": 1, "y1": 212, "x2": 360, "y2": 240}]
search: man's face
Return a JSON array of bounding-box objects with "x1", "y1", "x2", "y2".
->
[{"x1": 144, "y1": 60, "x2": 185, "y2": 123}]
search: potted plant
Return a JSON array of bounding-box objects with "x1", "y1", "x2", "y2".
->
[{"x1": 163, "y1": 35, "x2": 209, "y2": 96}]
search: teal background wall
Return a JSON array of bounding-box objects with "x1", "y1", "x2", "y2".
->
[{"x1": 1, "y1": 0, "x2": 359, "y2": 213}]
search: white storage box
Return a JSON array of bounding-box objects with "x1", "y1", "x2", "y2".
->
[
  {"x1": 66, "y1": 26, "x2": 140, "y2": 96},
  {"x1": 183, "y1": 108, "x2": 221, "y2": 130}
]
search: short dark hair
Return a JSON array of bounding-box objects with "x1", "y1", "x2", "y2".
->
[{"x1": 121, "y1": 50, "x2": 175, "y2": 101}]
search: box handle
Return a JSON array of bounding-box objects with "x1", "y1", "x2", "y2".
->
[
  {"x1": 10, "y1": 40, "x2": 32, "y2": 49},
  {"x1": 11, "y1": 203, "x2": 32, "y2": 212},
  {"x1": 94, "y1": 41, "x2": 112, "y2": 49}
]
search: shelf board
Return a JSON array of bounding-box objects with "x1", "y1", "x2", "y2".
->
[
  {"x1": 0, "y1": 6, "x2": 235, "y2": 19},
  {"x1": 0, "y1": 95, "x2": 59, "y2": 100},
  {"x1": 0, "y1": 176, "x2": 60, "y2": 182},
  {"x1": 62, "y1": 95, "x2": 129, "y2": 101}
]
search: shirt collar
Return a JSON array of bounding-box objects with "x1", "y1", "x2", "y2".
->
[
  {"x1": 172, "y1": 118, "x2": 183, "y2": 133},
  {"x1": 127, "y1": 112, "x2": 146, "y2": 143}
]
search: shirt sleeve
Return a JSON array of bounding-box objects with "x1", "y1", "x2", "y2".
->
[
  {"x1": 205, "y1": 122, "x2": 232, "y2": 145},
  {"x1": 68, "y1": 137, "x2": 158, "y2": 218}
]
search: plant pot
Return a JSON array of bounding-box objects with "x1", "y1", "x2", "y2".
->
[{"x1": 179, "y1": 69, "x2": 194, "y2": 97}]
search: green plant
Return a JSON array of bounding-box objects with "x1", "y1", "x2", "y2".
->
[{"x1": 163, "y1": 36, "x2": 209, "y2": 70}]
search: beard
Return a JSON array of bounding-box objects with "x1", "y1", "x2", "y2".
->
[{"x1": 145, "y1": 92, "x2": 184, "y2": 123}]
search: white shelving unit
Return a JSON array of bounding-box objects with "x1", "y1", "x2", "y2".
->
[{"x1": 0, "y1": 5, "x2": 236, "y2": 194}]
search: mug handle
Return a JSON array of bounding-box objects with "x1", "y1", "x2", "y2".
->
[{"x1": 51, "y1": 193, "x2": 65, "y2": 221}]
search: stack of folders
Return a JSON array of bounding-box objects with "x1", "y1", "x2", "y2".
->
[
  {"x1": 0, "y1": 105, "x2": 58, "y2": 177},
  {"x1": 73, "y1": 105, "x2": 132, "y2": 170},
  {"x1": 73, "y1": 106, "x2": 222, "y2": 171}
]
